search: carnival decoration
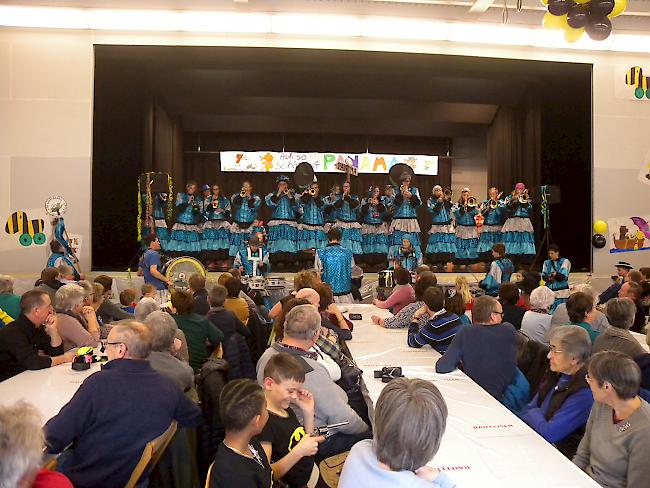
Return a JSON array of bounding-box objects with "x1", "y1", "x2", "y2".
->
[{"x1": 541, "y1": 0, "x2": 626, "y2": 42}]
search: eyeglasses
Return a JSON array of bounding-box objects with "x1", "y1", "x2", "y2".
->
[{"x1": 548, "y1": 346, "x2": 564, "y2": 355}]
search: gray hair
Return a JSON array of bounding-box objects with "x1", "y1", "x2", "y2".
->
[
  {"x1": 294, "y1": 288, "x2": 320, "y2": 307},
  {"x1": 605, "y1": 298, "x2": 637, "y2": 330},
  {"x1": 549, "y1": 326, "x2": 591, "y2": 364},
  {"x1": 0, "y1": 275, "x2": 14, "y2": 295},
  {"x1": 109, "y1": 320, "x2": 152, "y2": 359},
  {"x1": 472, "y1": 295, "x2": 498, "y2": 324},
  {"x1": 57, "y1": 263, "x2": 73, "y2": 277},
  {"x1": 54, "y1": 284, "x2": 85, "y2": 311},
  {"x1": 143, "y1": 311, "x2": 178, "y2": 352},
  {"x1": 530, "y1": 286, "x2": 556, "y2": 311},
  {"x1": 0, "y1": 401, "x2": 44, "y2": 488},
  {"x1": 77, "y1": 280, "x2": 93, "y2": 297},
  {"x1": 283, "y1": 304, "x2": 321, "y2": 341},
  {"x1": 570, "y1": 283, "x2": 596, "y2": 301},
  {"x1": 134, "y1": 297, "x2": 160, "y2": 321},
  {"x1": 208, "y1": 284, "x2": 228, "y2": 308},
  {"x1": 588, "y1": 351, "x2": 641, "y2": 400},
  {"x1": 374, "y1": 378, "x2": 447, "y2": 471}
]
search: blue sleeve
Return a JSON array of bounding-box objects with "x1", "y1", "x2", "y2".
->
[
  {"x1": 435, "y1": 329, "x2": 464, "y2": 373},
  {"x1": 265, "y1": 193, "x2": 277, "y2": 208},
  {"x1": 520, "y1": 389, "x2": 593, "y2": 443},
  {"x1": 407, "y1": 320, "x2": 425, "y2": 348}
]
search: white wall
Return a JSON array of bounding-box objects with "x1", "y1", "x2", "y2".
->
[{"x1": 0, "y1": 28, "x2": 648, "y2": 276}]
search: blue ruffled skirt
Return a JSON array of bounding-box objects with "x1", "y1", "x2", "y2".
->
[
  {"x1": 502, "y1": 217, "x2": 536, "y2": 257},
  {"x1": 361, "y1": 223, "x2": 389, "y2": 254},
  {"x1": 426, "y1": 224, "x2": 456, "y2": 261},
  {"x1": 229, "y1": 223, "x2": 252, "y2": 257},
  {"x1": 477, "y1": 224, "x2": 503, "y2": 261},
  {"x1": 267, "y1": 220, "x2": 299, "y2": 254},
  {"x1": 167, "y1": 223, "x2": 201, "y2": 253},
  {"x1": 201, "y1": 220, "x2": 231, "y2": 252},
  {"x1": 298, "y1": 224, "x2": 328, "y2": 250},
  {"x1": 337, "y1": 222, "x2": 363, "y2": 255},
  {"x1": 454, "y1": 225, "x2": 478, "y2": 263}
]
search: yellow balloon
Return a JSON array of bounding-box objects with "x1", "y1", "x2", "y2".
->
[
  {"x1": 575, "y1": 0, "x2": 590, "y2": 4},
  {"x1": 540, "y1": 0, "x2": 549, "y2": 5},
  {"x1": 564, "y1": 27, "x2": 584, "y2": 43},
  {"x1": 594, "y1": 220, "x2": 608, "y2": 234},
  {"x1": 543, "y1": 12, "x2": 568, "y2": 30},
  {"x1": 609, "y1": 0, "x2": 627, "y2": 18}
]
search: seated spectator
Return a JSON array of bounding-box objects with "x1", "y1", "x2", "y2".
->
[
  {"x1": 520, "y1": 326, "x2": 593, "y2": 458},
  {"x1": 415, "y1": 264, "x2": 433, "y2": 281},
  {"x1": 270, "y1": 297, "x2": 310, "y2": 344},
  {"x1": 257, "y1": 304, "x2": 370, "y2": 461},
  {"x1": 189, "y1": 273, "x2": 210, "y2": 315},
  {"x1": 47, "y1": 239, "x2": 82, "y2": 281},
  {"x1": 339, "y1": 378, "x2": 453, "y2": 488},
  {"x1": 517, "y1": 271, "x2": 541, "y2": 310},
  {"x1": 207, "y1": 284, "x2": 254, "y2": 380},
  {"x1": 640, "y1": 267, "x2": 650, "y2": 281},
  {"x1": 635, "y1": 327, "x2": 650, "y2": 390},
  {"x1": 76, "y1": 280, "x2": 94, "y2": 307},
  {"x1": 499, "y1": 282, "x2": 526, "y2": 330},
  {"x1": 259, "y1": 354, "x2": 324, "y2": 488},
  {"x1": 134, "y1": 296, "x2": 160, "y2": 321},
  {"x1": 0, "y1": 274, "x2": 21, "y2": 320},
  {"x1": 593, "y1": 298, "x2": 645, "y2": 357},
  {"x1": 445, "y1": 288, "x2": 471, "y2": 325},
  {"x1": 574, "y1": 351, "x2": 650, "y2": 487},
  {"x1": 456, "y1": 276, "x2": 474, "y2": 311},
  {"x1": 142, "y1": 311, "x2": 194, "y2": 393},
  {"x1": 598, "y1": 262, "x2": 633, "y2": 305},
  {"x1": 45, "y1": 321, "x2": 201, "y2": 488},
  {"x1": 268, "y1": 270, "x2": 321, "y2": 320},
  {"x1": 550, "y1": 284, "x2": 609, "y2": 337},
  {"x1": 372, "y1": 271, "x2": 437, "y2": 329},
  {"x1": 209, "y1": 379, "x2": 273, "y2": 488},
  {"x1": 33, "y1": 267, "x2": 64, "y2": 303},
  {"x1": 94, "y1": 275, "x2": 133, "y2": 323},
  {"x1": 627, "y1": 270, "x2": 643, "y2": 284},
  {"x1": 618, "y1": 281, "x2": 646, "y2": 333},
  {"x1": 372, "y1": 267, "x2": 415, "y2": 315},
  {"x1": 436, "y1": 295, "x2": 517, "y2": 399},
  {"x1": 140, "y1": 283, "x2": 157, "y2": 300},
  {"x1": 0, "y1": 290, "x2": 76, "y2": 381},
  {"x1": 521, "y1": 286, "x2": 555, "y2": 344},
  {"x1": 408, "y1": 286, "x2": 463, "y2": 353},
  {"x1": 0, "y1": 400, "x2": 73, "y2": 488},
  {"x1": 58, "y1": 263, "x2": 76, "y2": 284},
  {"x1": 224, "y1": 277, "x2": 250, "y2": 326},
  {"x1": 566, "y1": 292, "x2": 600, "y2": 343},
  {"x1": 119, "y1": 288, "x2": 137, "y2": 314},
  {"x1": 217, "y1": 272, "x2": 233, "y2": 287},
  {"x1": 134, "y1": 295, "x2": 190, "y2": 364},
  {"x1": 312, "y1": 284, "x2": 353, "y2": 340},
  {"x1": 55, "y1": 284, "x2": 100, "y2": 351}
]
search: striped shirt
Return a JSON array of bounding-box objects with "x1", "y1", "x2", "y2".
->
[{"x1": 407, "y1": 310, "x2": 464, "y2": 353}]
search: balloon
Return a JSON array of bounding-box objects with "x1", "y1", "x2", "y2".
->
[
  {"x1": 593, "y1": 219, "x2": 608, "y2": 234},
  {"x1": 567, "y1": 4, "x2": 589, "y2": 28},
  {"x1": 608, "y1": 0, "x2": 627, "y2": 18},
  {"x1": 589, "y1": 0, "x2": 615, "y2": 16},
  {"x1": 592, "y1": 234, "x2": 607, "y2": 248},
  {"x1": 586, "y1": 15, "x2": 612, "y2": 41},
  {"x1": 575, "y1": 0, "x2": 590, "y2": 3},
  {"x1": 540, "y1": 0, "x2": 549, "y2": 5},
  {"x1": 543, "y1": 11, "x2": 569, "y2": 29},
  {"x1": 548, "y1": 0, "x2": 573, "y2": 16},
  {"x1": 564, "y1": 27, "x2": 585, "y2": 43}
]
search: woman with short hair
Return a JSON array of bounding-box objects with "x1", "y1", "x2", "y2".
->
[
  {"x1": 521, "y1": 286, "x2": 556, "y2": 344},
  {"x1": 566, "y1": 292, "x2": 600, "y2": 343},
  {"x1": 372, "y1": 267, "x2": 415, "y2": 315},
  {"x1": 593, "y1": 298, "x2": 645, "y2": 358},
  {"x1": 499, "y1": 282, "x2": 526, "y2": 330},
  {"x1": 55, "y1": 284, "x2": 100, "y2": 351},
  {"x1": 0, "y1": 274, "x2": 21, "y2": 320},
  {"x1": 372, "y1": 272, "x2": 437, "y2": 328},
  {"x1": 574, "y1": 351, "x2": 650, "y2": 488}
]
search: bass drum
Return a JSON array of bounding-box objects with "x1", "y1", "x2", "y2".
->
[{"x1": 164, "y1": 256, "x2": 206, "y2": 291}]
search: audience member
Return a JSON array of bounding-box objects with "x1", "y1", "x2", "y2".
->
[
  {"x1": 76, "y1": 280, "x2": 94, "y2": 307},
  {"x1": 444, "y1": 288, "x2": 471, "y2": 325},
  {"x1": 0, "y1": 274, "x2": 21, "y2": 319},
  {"x1": 312, "y1": 284, "x2": 353, "y2": 341},
  {"x1": 593, "y1": 298, "x2": 645, "y2": 357},
  {"x1": 224, "y1": 277, "x2": 250, "y2": 326},
  {"x1": 566, "y1": 292, "x2": 600, "y2": 343},
  {"x1": 140, "y1": 283, "x2": 157, "y2": 300},
  {"x1": 119, "y1": 288, "x2": 136, "y2": 314},
  {"x1": 518, "y1": 271, "x2": 541, "y2": 310},
  {"x1": 134, "y1": 296, "x2": 160, "y2": 321},
  {"x1": 0, "y1": 400, "x2": 73, "y2": 488},
  {"x1": 627, "y1": 270, "x2": 643, "y2": 284},
  {"x1": 0, "y1": 307, "x2": 14, "y2": 327},
  {"x1": 550, "y1": 284, "x2": 609, "y2": 336},
  {"x1": 45, "y1": 321, "x2": 201, "y2": 488},
  {"x1": 408, "y1": 286, "x2": 463, "y2": 353},
  {"x1": 436, "y1": 295, "x2": 517, "y2": 399},
  {"x1": 372, "y1": 267, "x2": 415, "y2": 314},
  {"x1": 94, "y1": 275, "x2": 133, "y2": 323},
  {"x1": 189, "y1": 273, "x2": 210, "y2": 315},
  {"x1": 635, "y1": 327, "x2": 650, "y2": 390},
  {"x1": 521, "y1": 286, "x2": 555, "y2": 344},
  {"x1": 171, "y1": 290, "x2": 224, "y2": 373},
  {"x1": 134, "y1": 295, "x2": 190, "y2": 364},
  {"x1": 574, "y1": 351, "x2": 650, "y2": 487},
  {"x1": 217, "y1": 272, "x2": 233, "y2": 287},
  {"x1": 372, "y1": 271, "x2": 437, "y2": 328},
  {"x1": 598, "y1": 261, "x2": 633, "y2": 305},
  {"x1": 54, "y1": 284, "x2": 100, "y2": 351},
  {"x1": 47, "y1": 239, "x2": 82, "y2": 281},
  {"x1": 339, "y1": 378, "x2": 453, "y2": 488},
  {"x1": 0, "y1": 290, "x2": 75, "y2": 381},
  {"x1": 455, "y1": 276, "x2": 474, "y2": 310},
  {"x1": 618, "y1": 281, "x2": 646, "y2": 332},
  {"x1": 141, "y1": 234, "x2": 172, "y2": 291},
  {"x1": 209, "y1": 379, "x2": 273, "y2": 488},
  {"x1": 33, "y1": 267, "x2": 64, "y2": 303},
  {"x1": 58, "y1": 263, "x2": 76, "y2": 284},
  {"x1": 640, "y1": 267, "x2": 650, "y2": 281},
  {"x1": 499, "y1": 282, "x2": 526, "y2": 330},
  {"x1": 520, "y1": 326, "x2": 593, "y2": 458},
  {"x1": 268, "y1": 270, "x2": 321, "y2": 320}
]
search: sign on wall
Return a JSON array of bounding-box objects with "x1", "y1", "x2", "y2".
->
[
  {"x1": 607, "y1": 214, "x2": 650, "y2": 254},
  {"x1": 220, "y1": 151, "x2": 438, "y2": 175},
  {"x1": 615, "y1": 66, "x2": 650, "y2": 101}
]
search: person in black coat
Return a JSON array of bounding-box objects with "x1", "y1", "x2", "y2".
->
[
  {"x1": 499, "y1": 282, "x2": 527, "y2": 330},
  {"x1": 189, "y1": 273, "x2": 210, "y2": 316}
]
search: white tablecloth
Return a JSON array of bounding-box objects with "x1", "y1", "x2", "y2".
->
[{"x1": 344, "y1": 304, "x2": 599, "y2": 488}]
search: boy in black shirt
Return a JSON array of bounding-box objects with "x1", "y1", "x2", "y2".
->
[
  {"x1": 259, "y1": 353, "x2": 324, "y2": 487},
  {"x1": 209, "y1": 379, "x2": 273, "y2": 488}
]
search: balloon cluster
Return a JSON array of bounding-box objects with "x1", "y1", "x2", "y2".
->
[
  {"x1": 542, "y1": 0, "x2": 627, "y2": 42},
  {"x1": 593, "y1": 220, "x2": 607, "y2": 248}
]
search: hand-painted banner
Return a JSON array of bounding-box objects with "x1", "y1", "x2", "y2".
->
[
  {"x1": 220, "y1": 151, "x2": 438, "y2": 175},
  {"x1": 608, "y1": 214, "x2": 650, "y2": 254}
]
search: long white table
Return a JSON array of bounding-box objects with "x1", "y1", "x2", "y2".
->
[{"x1": 344, "y1": 304, "x2": 599, "y2": 488}]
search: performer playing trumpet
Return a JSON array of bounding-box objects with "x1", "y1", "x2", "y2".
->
[
  {"x1": 476, "y1": 187, "x2": 506, "y2": 262},
  {"x1": 265, "y1": 175, "x2": 299, "y2": 262},
  {"x1": 229, "y1": 180, "x2": 261, "y2": 257},
  {"x1": 322, "y1": 184, "x2": 340, "y2": 231},
  {"x1": 425, "y1": 185, "x2": 456, "y2": 267},
  {"x1": 388, "y1": 172, "x2": 421, "y2": 254},
  {"x1": 334, "y1": 181, "x2": 362, "y2": 256},
  {"x1": 167, "y1": 181, "x2": 202, "y2": 253},
  {"x1": 502, "y1": 182, "x2": 535, "y2": 264},
  {"x1": 201, "y1": 184, "x2": 231, "y2": 259},
  {"x1": 298, "y1": 182, "x2": 328, "y2": 251},
  {"x1": 360, "y1": 185, "x2": 389, "y2": 266},
  {"x1": 453, "y1": 187, "x2": 479, "y2": 265}
]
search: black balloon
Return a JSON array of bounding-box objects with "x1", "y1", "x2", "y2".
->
[
  {"x1": 547, "y1": 0, "x2": 573, "y2": 16},
  {"x1": 589, "y1": 0, "x2": 615, "y2": 16},
  {"x1": 586, "y1": 15, "x2": 612, "y2": 41},
  {"x1": 567, "y1": 4, "x2": 589, "y2": 29},
  {"x1": 592, "y1": 234, "x2": 607, "y2": 248}
]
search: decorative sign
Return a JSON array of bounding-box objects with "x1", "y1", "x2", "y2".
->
[
  {"x1": 221, "y1": 151, "x2": 438, "y2": 175},
  {"x1": 4, "y1": 209, "x2": 46, "y2": 248},
  {"x1": 607, "y1": 215, "x2": 650, "y2": 254},
  {"x1": 616, "y1": 66, "x2": 650, "y2": 101}
]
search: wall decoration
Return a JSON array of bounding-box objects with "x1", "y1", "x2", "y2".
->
[
  {"x1": 607, "y1": 214, "x2": 650, "y2": 253},
  {"x1": 616, "y1": 67, "x2": 650, "y2": 101},
  {"x1": 638, "y1": 151, "x2": 650, "y2": 186},
  {"x1": 220, "y1": 151, "x2": 439, "y2": 175},
  {"x1": 66, "y1": 234, "x2": 83, "y2": 260},
  {"x1": 541, "y1": 0, "x2": 626, "y2": 42},
  {"x1": 4, "y1": 210, "x2": 46, "y2": 247}
]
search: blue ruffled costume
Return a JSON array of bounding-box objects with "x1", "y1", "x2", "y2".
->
[
  {"x1": 360, "y1": 198, "x2": 389, "y2": 256},
  {"x1": 388, "y1": 237, "x2": 423, "y2": 273},
  {"x1": 502, "y1": 200, "x2": 536, "y2": 261},
  {"x1": 229, "y1": 193, "x2": 261, "y2": 257},
  {"x1": 425, "y1": 198, "x2": 456, "y2": 263},
  {"x1": 453, "y1": 206, "x2": 479, "y2": 263},
  {"x1": 167, "y1": 193, "x2": 201, "y2": 253},
  {"x1": 476, "y1": 200, "x2": 506, "y2": 261},
  {"x1": 201, "y1": 195, "x2": 231, "y2": 253},
  {"x1": 479, "y1": 258, "x2": 514, "y2": 296},
  {"x1": 388, "y1": 187, "x2": 421, "y2": 253},
  {"x1": 265, "y1": 192, "x2": 299, "y2": 255},
  {"x1": 298, "y1": 194, "x2": 328, "y2": 250},
  {"x1": 542, "y1": 257, "x2": 571, "y2": 311},
  {"x1": 334, "y1": 194, "x2": 363, "y2": 255},
  {"x1": 316, "y1": 243, "x2": 354, "y2": 296}
]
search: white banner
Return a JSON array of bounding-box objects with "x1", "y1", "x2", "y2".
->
[{"x1": 220, "y1": 151, "x2": 438, "y2": 175}]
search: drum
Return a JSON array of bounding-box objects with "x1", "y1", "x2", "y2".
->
[
  {"x1": 266, "y1": 276, "x2": 286, "y2": 289},
  {"x1": 242, "y1": 275, "x2": 267, "y2": 292},
  {"x1": 378, "y1": 269, "x2": 395, "y2": 288},
  {"x1": 164, "y1": 256, "x2": 206, "y2": 291}
]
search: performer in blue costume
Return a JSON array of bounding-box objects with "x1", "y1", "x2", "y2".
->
[
  {"x1": 476, "y1": 187, "x2": 506, "y2": 262},
  {"x1": 265, "y1": 175, "x2": 299, "y2": 260},
  {"x1": 479, "y1": 243, "x2": 514, "y2": 296},
  {"x1": 542, "y1": 244, "x2": 571, "y2": 312},
  {"x1": 322, "y1": 184, "x2": 340, "y2": 231},
  {"x1": 152, "y1": 193, "x2": 171, "y2": 249},
  {"x1": 453, "y1": 188, "x2": 479, "y2": 265},
  {"x1": 48, "y1": 218, "x2": 82, "y2": 280},
  {"x1": 167, "y1": 182, "x2": 202, "y2": 254},
  {"x1": 381, "y1": 184, "x2": 395, "y2": 224},
  {"x1": 388, "y1": 237, "x2": 423, "y2": 273},
  {"x1": 334, "y1": 181, "x2": 362, "y2": 256},
  {"x1": 388, "y1": 172, "x2": 421, "y2": 254},
  {"x1": 360, "y1": 185, "x2": 389, "y2": 265},
  {"x1": 298, "y1": 182, "x2": 328, "y2": 251},
  {"x1": 425, "y1": 185, "x2": 456, "y2": 266},
  {"x1": 502, "y1": 182, "x2": 536, "y2": 264},
  {"x1": 315, "y1": 227, "x2": 355, "y2": 303},
  {"x1": 229, "y1": 180, "x2": 262, "y2": 257},
  {"x1": 201, "y1": 184, "x2": 231, "y2": 258},
  {"x1": 234, "y1": 235, "x2": 270, "y2": 277}
]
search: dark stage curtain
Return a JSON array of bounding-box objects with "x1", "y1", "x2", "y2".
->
[{"x1": 143, "y1": 97, "x2": 185, "y2": 185}]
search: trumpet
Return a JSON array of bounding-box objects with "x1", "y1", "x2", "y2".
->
[
  {"x1": 282, "y1": 189, "x2": 293, "y2": 198},
  {"x1": 489, "y1": 199, "x2": 499, "y2": 210},
  {"x1": 518, "y1": 192, "x2": 530, "y2": 204},
  {"x1": 309, "y1": 187, "x2": 317, "y2": 196},
  {"x1": 212, "y1": 198, "x2": 219, "y2": 209},
  {"x1": 240, "y1": 190, "x2": 247, "y2": 198},
  {"x1": 466, "y1": 196, "x2": 478, "y2": 208}
]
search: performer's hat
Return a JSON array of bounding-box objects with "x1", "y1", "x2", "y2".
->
[
  {"x1": 276, "y1": 175, "x2": 290, "y2": 184},
  {"x1": 200, "y1": 184, "x2": 210, "y2": 191},
  {"x1": 461, "y1": 187, "x2": 470, "y2": 193},
  {"x1": 615, "y1": 261, "x2": 633, "y2": 270},
  {"x1": 515, "y1": 182, "x2": 526, "y2": 191}
]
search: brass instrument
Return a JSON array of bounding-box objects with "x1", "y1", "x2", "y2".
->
[
  {"x1": 282, "y1": 189, "x2": 293, "y2": 198},
  {"x1": 309, "y1": 187, "x2": 317, "y2": 196},
  {"x1": 466, "y1": 196, "x2": 478, "y2": 208},
  {"x1": 240, "y1": 190, "x2": 247, "y2": 198},
  {"x1": 489, "y1": 199, "x2": 499, "y2": 210},
  {"x1": 212, "y1": 197, "x2": 219, "y2": 209},
  {"x1": 518, "y1": 192, "x2": 530, "y2": 204}
]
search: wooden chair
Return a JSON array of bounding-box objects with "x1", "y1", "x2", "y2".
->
[{"x1": 124, "y1": 420, "x2": 178, "y2": 488}]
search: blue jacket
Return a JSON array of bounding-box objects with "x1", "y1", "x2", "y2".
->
[
  {"x1": 480, "y1": 200, "x2": 506, "y2": 226},
  {"x1": 175, "y1": 192, "x2": 200, "y2": 225},
  {"x1": 392, "y1": 187, "x2": 421, "y2": 219},
  {"x1": 231, "y1": 193, "x2": 261, "y2": 224},
  {"x1": 299, "y1": 195, "x2": 326, "y2": 226},
  {"x1": 265, "y1": 192, "x2": 298, "y2": 221},
  {"x1": 427, "y1": 198, "x2": 453, "y2": 225},
  {"x1": 203, "y1": 195, "x2": 230, "y2": 221},
  {"x1": 316, "y1": 244, "x2": 353, "y2": 295},
  {"x1": 360, "y1": 199, "x2": 386, "y2": 225},
  {"x1": 334, "y1": 194, "x2": 360, "y2": 222}
]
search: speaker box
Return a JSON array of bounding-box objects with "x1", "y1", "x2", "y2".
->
[{"x1": 545, "y1": 185, "x2": 562, "y2": 204}]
